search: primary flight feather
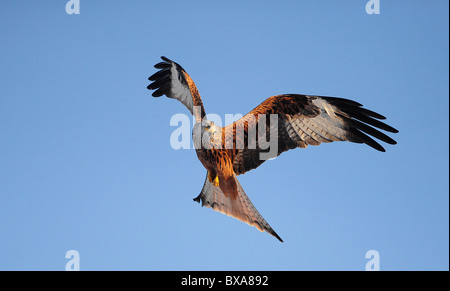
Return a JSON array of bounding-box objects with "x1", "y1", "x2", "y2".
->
[{"x1": 147, "y1": 56, "x2": 398, "y2": 242}]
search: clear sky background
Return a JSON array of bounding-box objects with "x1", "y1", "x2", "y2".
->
[{"x1": 0, "y1": 1, "x2": 448, "y2": 271}]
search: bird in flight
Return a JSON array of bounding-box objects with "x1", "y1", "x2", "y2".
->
[{"x1": 147, "y1": 56, "x2": 398, "y2": 242}]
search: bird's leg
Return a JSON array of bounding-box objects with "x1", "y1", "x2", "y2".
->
[{"x1": 208, "y1": 171, "x2": 220, "y2": 187}]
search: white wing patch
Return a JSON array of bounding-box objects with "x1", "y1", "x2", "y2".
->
[
  {"x1": 312, "y1": 98, "x2": 336, "y2": 118},
  {"x1": 167, "y1": 64, "x2": 194, "y2": 114},
  {"x1": 284, "y1": 98, "x2": 350, "y2": 146}
]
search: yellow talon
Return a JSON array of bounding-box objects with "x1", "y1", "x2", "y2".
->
[
  {"x1": 213, "y1": 176, "x2": 219, "y2": 187},
  {"x1": 208, "y1": 172, "x2": 220, "y2": 187}
]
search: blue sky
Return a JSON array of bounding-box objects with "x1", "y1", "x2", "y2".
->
[{"x1": 0, "y1": 1, "x2": 448, "y2": 270}]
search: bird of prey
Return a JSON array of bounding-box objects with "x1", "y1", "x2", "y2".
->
[{"x1": 147, "y1": 56, "x2": 398, "y2": 242}]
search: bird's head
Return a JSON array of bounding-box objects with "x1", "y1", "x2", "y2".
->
[
  {"x1": 193, "y1": 120, "x2": 221, "y2": 149},
  {"x1": 202, "y1": 120, "x2": 219, "y2": 133}
]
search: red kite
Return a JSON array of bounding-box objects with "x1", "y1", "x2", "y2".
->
[{"x1": 147, "y1": 56, "x2": 398, "y2": 242}]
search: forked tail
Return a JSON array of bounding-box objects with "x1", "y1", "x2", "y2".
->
[{"x1": 193, "y1": 172, "x2": 283, "y2": 242}]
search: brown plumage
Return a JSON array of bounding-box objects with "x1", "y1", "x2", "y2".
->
[{"x1": 147, "y1": 56, "x2": 398, "y2": 242}]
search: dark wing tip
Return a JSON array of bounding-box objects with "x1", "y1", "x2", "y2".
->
[
  {"x1": 193, "y1": 194, "x2": 202, "y2": 203},
  {"x1": 148, "y1": 68, "x2": 170, "y2": 81},
  {"x1": 271, "y1": 230, "x2": 284, "y2": 243},
  {"x1": 318, "y1": 96, "x2": 363, "y2": 107},
  {"x1": 349, "y1": 128, "x2": 386, "y2": 152},
  {"x1": 154, "y1": 62, "x2": 171, "y2": 69},
  {"x1": 161, "y1": 56, "x2": 172, "y2": 63},
  {"x1": 320, "y1": 96, "x2": 398, "y2": 151},
  {"x1": 148, "y1": 57, "x2": 176, "y2": 97},
  {"x1": 152, "y1": 56, "x2": 173, "y2": 69}
]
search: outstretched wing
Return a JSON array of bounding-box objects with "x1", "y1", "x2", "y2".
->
[
  {"x1": 147, "y1": 56, "x2": 206, "y2": 122},
  {"x1": 224, "y1": 94, "x2": 398, "y2": 175},
  {"x1": 194, "y1": 172, "x2": 283, "y2": 242}
]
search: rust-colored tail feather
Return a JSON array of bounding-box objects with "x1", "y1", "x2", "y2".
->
[{"x1": 194, "y1": 172, "x2": 283, "y2": 242}]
